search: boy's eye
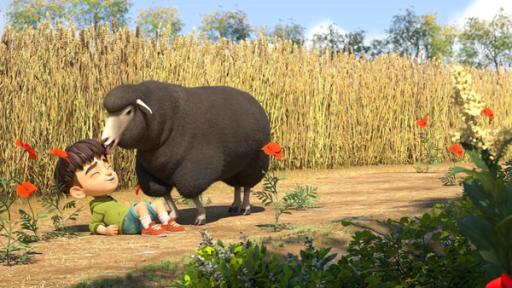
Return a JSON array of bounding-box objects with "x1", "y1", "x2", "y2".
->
[{"x1": 91, "y1": 172, "x2": 100, "y2": 177}]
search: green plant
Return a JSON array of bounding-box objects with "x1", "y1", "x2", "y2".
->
[
  {"x1": 174, "y1": 200, "x2": 484, "y2": 287},
  {"x1": 40, "y1": 183, "x2": 83, "y2": 237},
  {"x1": 282, "y1": 185, "x2": 319, "y2": 210},
  {"x1": 439, "y1": 167, "x2": 459, "y2": 186},
  {"x1": 0, "y1": 177, "x2": 32, "y2": 265},
  {"x1": 452, "y1": 150, "x2": 512, "y2": 277},
  {"x1": 414, "y1": 115, "x2": 442, "y2": 173},
  {"x1": 175, "y1": 230, "x2": 336, "y2": 288},
  {"x1": 447, "y1": 66, "x2": 512, "y2": 279},
  {"x1": 334, "y1": 198, "x2": 483, "y2": 287},
  {"x1": 255, "y1": 171, "x2": 293, "y2": 231}
]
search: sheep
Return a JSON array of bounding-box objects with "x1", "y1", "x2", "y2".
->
[{"x1": 100, "y1": 80, "x2": 270, "y2": 225}]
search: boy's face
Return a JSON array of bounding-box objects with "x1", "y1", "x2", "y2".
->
[{"x1": 69, "y1": 156, "x2": 119, "y2": 198}]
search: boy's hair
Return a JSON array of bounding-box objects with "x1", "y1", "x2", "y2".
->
[{"x1": 54, "y1": 139, "x2": 107, "y2": 194}]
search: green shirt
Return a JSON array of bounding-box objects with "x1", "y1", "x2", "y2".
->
[{"x1": 89, "y1": 195, "x2": 130, "y2": 234}]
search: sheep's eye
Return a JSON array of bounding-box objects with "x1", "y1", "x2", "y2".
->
[{"x1": 126, "y1": 109, "x2": 132, "y2": 115}]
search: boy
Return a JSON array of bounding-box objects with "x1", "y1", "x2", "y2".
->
[{"x1": 54, "y1": 138, "x2": 185, "y2": 236}]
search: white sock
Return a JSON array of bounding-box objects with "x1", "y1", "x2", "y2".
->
[
  {"x1": 158, "y1": 212, "x2": 170, "y2": 225},
  {"x1": 139, "y1": 215, "x2": 151, "y2": 229}
]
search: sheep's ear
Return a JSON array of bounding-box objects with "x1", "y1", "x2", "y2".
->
[{"x1": 136, "y1": 99, "x2": 153, "y2": 114}]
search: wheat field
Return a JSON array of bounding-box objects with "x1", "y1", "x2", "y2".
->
[{"x1": 1, "y1": 24, "x2": 511, "y2": 191}]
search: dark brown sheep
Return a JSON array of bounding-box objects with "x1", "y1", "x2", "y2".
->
[{"x1": 100, "y1": 80, "x2": 270, "y2": 225}]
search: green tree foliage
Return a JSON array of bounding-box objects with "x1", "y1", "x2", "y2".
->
[
  {"x1": 271, "y1": 20, "x2": 305, "y2": 45},
  {"x1": 200, "y1": 9, "x2": 252, "y2": 42},
  {"x1": 313, "y1": 24, "x2": 370, "y2": 56},
  {"x1": 458, "y1": 8, "x2": 512, "y2": 72},
  {"x1": 136, "y1": 6, "x2": 183, "y2": 38},
  {"x1": 68, "y1": 0, "x2": 132, "y2": 30},
  {"x1": 6, "y1": 0, "x2": 71, "y2": 30},
  {"x1": 385, "y1": 9, "x2": 455, "y2": 61},
  {"x1": 6, "y1": 0, "x2": 132, "y2": 31}
]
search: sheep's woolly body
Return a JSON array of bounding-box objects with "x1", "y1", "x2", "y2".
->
[{"x1": 103, "y1": 81, "x2": 270, "y2": 201}]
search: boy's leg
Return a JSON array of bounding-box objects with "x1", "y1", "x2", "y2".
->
[
  {"x1": 134, "y1": 202, "x2": 152, "y2": 229},
  {"x1": 151, "y1": 200, "x2": 171, "y2": 225}
]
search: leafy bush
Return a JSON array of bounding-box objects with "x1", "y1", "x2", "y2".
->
[
  {"x1": 174, "y1": 200, "x2": 485, "y2": 287},
  {"x1": 283, "y1": 185, "x2": 319, "y2": 209}
]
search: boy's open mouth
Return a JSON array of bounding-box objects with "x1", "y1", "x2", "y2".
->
[{"x1": 107, "y1": 176, "x2": 115, "y2": 182}]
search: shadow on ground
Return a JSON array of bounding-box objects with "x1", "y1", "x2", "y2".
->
[
  {"x1": 395, "y1": 197, "x2": 456, "y2": 210},
  {"x1": 72, "y1": 261, "x2": 179, "y2": 288},
  {"x1": 175, "y1": 205, "x2": 265, "y2": 225}
]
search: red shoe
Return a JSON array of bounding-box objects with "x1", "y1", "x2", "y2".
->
[
  {"x1": 161, "y1": 220, "x2": 185, "y2": 233},
  {"x1": 142, "y1": 221, "x2": 167, "y2": 237}
]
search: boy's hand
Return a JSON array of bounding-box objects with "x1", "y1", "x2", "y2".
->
[{"x1": 105, "y1": 225, "x2": 118, "y2": 236}]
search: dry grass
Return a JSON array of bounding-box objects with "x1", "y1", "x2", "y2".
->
[{"x1": 1, "y1": 24, "x2": 511, "y2": 190}]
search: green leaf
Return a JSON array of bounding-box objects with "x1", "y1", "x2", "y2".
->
[{"x1": 467, "y1": 150, "x2": 489, "y2": 172}]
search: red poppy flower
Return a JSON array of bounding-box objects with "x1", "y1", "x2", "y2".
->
[
  {"x1": 416, "y1": 116, "x2": 428, "y2": 129},
  {"x1": 16, "y1": 181, "x2": 37, "y2": 198},
  {"x1": 49, "y1": 148, "x2": 69, "y2": 161},
  {"x1": 449, "y1": 144, "x2": 464, "y2": 158},
  {"x1": 486, "y1": 273, "x2": 512, "y2": 288},
  {"x1": 482, "y1": 107, "x2": 494, "y2": 121},
  {"x1": 262, "y1": 142, "x2": 284, "y2": 160},
  {"x1": 134, "y1": 184, "x2": 141, "y2": 195},
  {"x1": 15, "y1": 139, "x2": 37, "y2": 160}
]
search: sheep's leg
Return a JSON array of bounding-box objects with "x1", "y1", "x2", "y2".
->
[
  {"x1": 164, "y1": 194, "x2": 179, "y2": 220},
  {"x1": 193, "y1": 197, "x2": 206, "y2": 225},
  {"x1": 228, "y1": 186, "x2": 242, "y2": 213},
  {"x1": 241, "y1": 186, "x2": 251, "y2": 215}
]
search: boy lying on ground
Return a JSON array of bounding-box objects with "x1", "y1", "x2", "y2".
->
[{"x1": 53, "y1": 138, "x2": 185, "y2": 236}]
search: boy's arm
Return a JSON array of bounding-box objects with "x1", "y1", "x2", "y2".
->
[
  {"x1": 96, "y1": 224, "x2": 119, "y2": 236},
  {"x1": 89, "y1": 209, "x2": 106, "y2": 234}
]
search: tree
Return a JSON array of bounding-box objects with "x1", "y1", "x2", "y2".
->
[
  {"x1": 200, "y1": 9, "x2": 252, "y2": 42},
  {"x1": 271, "y1": 20, "x2": 305, "y2": 45},
  {"x1": 68, "y1": 0, "x2": 132, "y2": 31},
  {"x1": 386, "y1": 9, "x2": 455, "y2": 61},
  {"x1": 6, "y1": 0, "x2": 71, "y2": 30},
  {"x1": 458, "y1": 8, "x2": 512, "y2": 71},
  {"x1": 312, "y1": 24, "x2": 369, "y2": 57},
  {"x1": 6, "y1": 0, "x2": 132, "y2": 31},
  {"x1": 312, "y1": 24, "x2": 344, "y2": 55},
  {"x1": 136, "y1": 6, "x2": 183, "y2": 38}
]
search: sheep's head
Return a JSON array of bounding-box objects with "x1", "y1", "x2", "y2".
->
[{"x1": 101, "y1": 84, "x2": 153, "y2": 151}]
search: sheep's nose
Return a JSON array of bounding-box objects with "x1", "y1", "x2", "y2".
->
[{"x1": 101, "y1": 137, "x2": 108, "y2": 144}]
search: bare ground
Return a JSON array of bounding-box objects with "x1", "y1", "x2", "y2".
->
[{"x1": 0, "y1": 163, "x2": 468, "y2": 288}]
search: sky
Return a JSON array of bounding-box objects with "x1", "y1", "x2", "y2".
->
[{"x1": 0, "y1": 0, "x2": 511, "y2": 42}]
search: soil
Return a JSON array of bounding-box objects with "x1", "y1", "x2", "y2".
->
[{"x1": 0, "y1": 163, "x2": 469, "y2": 288}]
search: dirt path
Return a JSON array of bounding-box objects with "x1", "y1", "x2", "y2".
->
[{"x1": 0, "y1": 164, "x2": 466, "y2": 288}]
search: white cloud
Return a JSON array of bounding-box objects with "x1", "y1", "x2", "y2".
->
[
  {"x1": 450, "y1": 0, "x2": 512, "y2": 27},
  {"x1": 304, "y1": 19, "x2": 347, "y2": 48},
  {"x1": 364, "y1": 31, "x2": 386, "y2": 46}
]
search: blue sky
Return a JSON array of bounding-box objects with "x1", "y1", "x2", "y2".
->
[{"x1": 1, "y1": 0, "x2": 511, "y2": 41}]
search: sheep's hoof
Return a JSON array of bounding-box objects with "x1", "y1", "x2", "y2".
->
[
  {"x1": 194, "y1": 217, "x2": 206, "y2": 225},
  {"x1": 228, "y1": 206, "x2": 240, "y2": 214},
  {"x1": 241, "y1": 206, "x2": 251, "y2": 215}
]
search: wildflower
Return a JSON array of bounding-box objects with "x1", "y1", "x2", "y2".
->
[
  {"x1": 49, "y1": 148, "x2": 69, "y2": 161},
  {"x1": 416, "y1": 116, "x2": 428, "y2": 128},
  {"x1": 482, "y1": 107, "x2": 494, "y2": 121},
  {"x1": 449, "y1": 144, "x2": 464, "y2": 158},
  {"x1": 486, "y1": 273, "x2": 512, "y2": 288},
  {"x1": 16, "y1": 181, "x2": 37, "y2": 198},
  {"x1": 15, "y1": 139, "x2": 37, "y2": 160},
  {"x1": 262, "y1": 142, "x2": 284, "y2": 160}
]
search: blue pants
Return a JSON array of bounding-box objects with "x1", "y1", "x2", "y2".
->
[{"x1": 122, "y1": 201, "x2": 159, "y2": 234}]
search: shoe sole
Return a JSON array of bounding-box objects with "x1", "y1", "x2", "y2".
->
[{"x1": 141, "y1": 234, "x2": 167, "y2": 237}]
